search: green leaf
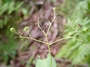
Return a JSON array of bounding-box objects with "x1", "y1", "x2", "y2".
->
[
  {"x1": 15, "y1": 2, "x2": 23, "y2": 10},
  {"x1": 8, "y1": 2, "x2": 14, "y2": 14},
  {"x1": 0, "y1": 19, "x2": 3, "y2": 28},
  {"x1": 0, "y1": 3, "x2": 8, "y2": 15},
  {"x1": 36, "y1": 54, "x2": 56, "y2": 67}
]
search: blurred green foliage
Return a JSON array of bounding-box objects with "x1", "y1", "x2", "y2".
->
[
  {"x1": 0, "y1": 0, "x2": 23, "y2": 28},
  {"x1": 56, "y1": 0, "x2": 90, "y2": 66},
  {"x1": 0, "y1": 0, "x2": 29, "y2": 64},
  {"x1": 57, "y1": 0, "x2": 83, "y2": 17}
]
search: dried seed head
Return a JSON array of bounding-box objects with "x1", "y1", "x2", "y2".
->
[
  {"x1": 77, "y1": 24, "x2": 82, "y2": 28},
  {"x1": 76, "y1": 34, "x2": 79, "y2": 37}
]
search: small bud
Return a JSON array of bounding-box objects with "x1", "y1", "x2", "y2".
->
[
  {"x1": 53, "y1": 7, "x2": 56, "y2": 11},
  {"x1": 68, "y1": 32, "x2": 74, "y2": 36},
  {"x1": 38, "y1": 18, "x2": 40, "y2": 20},
  {"x1": 23, "y1": 26, "x2": 29, "y2": 31},
  {"x1": 10, "y1": 28, "x2": 16, "y2": 32},
  {"x1": 83, "y1": 27, "x2": 88, "y2": 32}
]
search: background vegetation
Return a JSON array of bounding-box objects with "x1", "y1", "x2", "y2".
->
[
  {"x1": 56, "y1": 0, "x2": 90, "y2": 66},
  {"x1": 0, "y1": 0, "x2": 29, "y2": 64}
]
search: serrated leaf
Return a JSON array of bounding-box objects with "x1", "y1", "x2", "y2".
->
[{"x1": 36, "y1": 54, "x2": 56, "y2": 67}]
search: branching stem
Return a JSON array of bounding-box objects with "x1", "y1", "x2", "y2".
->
[
  {"x1": 50, "y1": 37, "x2": 74, "y2": 45},
  {"x1": 15, "y1": 31, "x2": 47, "y2": 45},
  {"x1": 38, "y1": 18, "x2": 46, "y2": 36},
  {"x1": 47, "y1": 16, "x2": 57, "y2": 34}
]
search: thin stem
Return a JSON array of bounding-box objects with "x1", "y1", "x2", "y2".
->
[
  {"x1": 47, "y1": 44, "x2": 51, "y2": 56},
  {"x1": 54, "y1": 8, "x2": 56, "y2": 18},
  {"x1": 37, "y1": 18, "x2": 49, "y2": 43},
  {"x1": 15, "y1": 32, "x2": 20, "y2": 35},
  {"x1": 47, "y1": 44, "x2": 52, "y2": 67},
  {"x1": 21, "y1": 36, "x2": 47, "y2": 45},
  {"x1": 50, "y1": 37, "x2": 74, "y2": 45},
  {"x1": 47, "y1": 7, "x2": 57, "y2": 34},
  {"x1": 46, "y1": 17, "x2": 51, "y2": 25},
  {"x1": 46, "y1": 9, "x2": 57, "y2": 67},
  {"x1": 15, "y1": 31, "x2": 47, "y2": 45},
  {"x1": 47, "y1": 15, "x2": 57, "y2": 34},
  {"x1": 45, "y1": 34, "x2": 49, "y2": 44},
  {"x1": 37, "y1": 18, "x2": 46, "y2": 36}
]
